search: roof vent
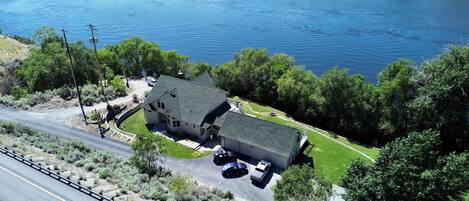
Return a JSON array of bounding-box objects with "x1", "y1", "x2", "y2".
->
[{"x1": 177, "y1": 70, "x2": 185, "y2": 79}]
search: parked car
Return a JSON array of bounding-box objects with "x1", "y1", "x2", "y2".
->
[
  {"x1": 213, "y1": 148, "x2": 236, "y2": 165},
  {"x1": 147, "y1": 77, "x2": 157, "y2": 87},
  {"x1": 221, "y1": 162, "x2": 248, "y2": 177},
  {"x1": 250, "y1": 160, "x2": 271, "y2": 183}
]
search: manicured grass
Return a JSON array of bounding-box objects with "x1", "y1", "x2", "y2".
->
[
  {"x1": 119, "y1": 109, "x2": 212, "y2": 159},
  {"x1": 230, "y1": 96, "x2": 379, "y2": 184}
]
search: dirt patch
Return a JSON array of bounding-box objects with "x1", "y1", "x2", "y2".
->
[{"x1": 0, "y1": 35, "x2": 30, "y2": 64}]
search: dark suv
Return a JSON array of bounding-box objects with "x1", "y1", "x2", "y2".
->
[
  {"x1": 221, "y1": 162, "x2": 248, "y2": 178},
  {"x1": 213, "y1": 148, "x2": 236, "y2": 165}
]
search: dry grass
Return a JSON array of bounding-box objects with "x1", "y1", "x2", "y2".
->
[{"x1": 0, "y1": 35, "x2": 30, "y2": 64}]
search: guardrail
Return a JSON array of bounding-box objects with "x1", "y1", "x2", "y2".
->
[{"x1": 0, "y1": 146, "x2": 113, "y2": 201}]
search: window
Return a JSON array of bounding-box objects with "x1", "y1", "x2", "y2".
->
[
  {"x1": 161, "y1": 103, "x2": 165, "y2": 109},
  {"x1": 149, "y1": 104, "x2": 157, "y2": 111},
  {"x1": 157, "y1": 102, "x2": 161, "y2": 108},
  {"x1": 193, "y1": 124, "x2": 195, "y2": 128},
  {"x1": 177, "y1": 121, "x2": 180, "y2": 127},
  {"x1": 185, "y1": 122, "x2": 188, "y2": 126}
]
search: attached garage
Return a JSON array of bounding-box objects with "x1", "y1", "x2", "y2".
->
[{"x1": 218, "y1": 111, "x2": 303, "y2": 169}]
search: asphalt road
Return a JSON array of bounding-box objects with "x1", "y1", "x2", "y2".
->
[
  {"x1": 0, "y1": 104, "x2": 344, "y2": 201},
  {"x1": 0, "y1": 153, "x2": 95, "y2": 201},
  {"x1": 0, "y1": 105, "x2": 275, "y2": 201}
]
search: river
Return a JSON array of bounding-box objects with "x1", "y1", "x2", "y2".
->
[{"x1": 1, "y1": 0, "x2": 469, "y2": 81}]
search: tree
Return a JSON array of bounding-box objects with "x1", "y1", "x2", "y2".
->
[
  {"x1": 376, "y1": 59, "x2": 415, "y2": 142},
  {"x1": 130, "y1": 132, "x2": 163, "y2": 176},
  {"x1": 273, "y1": 165, "x2": 332, "y2": 201},
  {"x1": 185, "y1": 63, "x2": 211, "y2": 79},
  {"x1": 276, "y1": 66, "x2": 324, "y2": 119},
  {"x1": 213, "y1": 48, "x2": 270, "y2": 100},
  {"x1": 409, "y1": 45, "x2": 469, "y2": 152},
  {"x1": 319, "y1": 68, "x2": 377, "y2": 142},
  {"x1": 32, "y1": 26, "x2": 60, "y2": 47},
  {"x1": 341, "y1": 130, "x2": 469, "y2": 201}
]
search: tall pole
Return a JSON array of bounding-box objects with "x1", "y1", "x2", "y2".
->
[
  {"x1": 88, "y1": 24, "x2": 110, "y2": 107},
  {"x1": 62, "y1": 29, "x2": 88, "y2": 125}
]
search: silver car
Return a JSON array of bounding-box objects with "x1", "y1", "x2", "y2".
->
[{"x1": 250, "y1": 160, "x2": 271, "y2": 183}]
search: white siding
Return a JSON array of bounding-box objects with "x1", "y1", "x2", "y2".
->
[{"x1": 144, "y1": 106, "x2": 159, "y2": 124}]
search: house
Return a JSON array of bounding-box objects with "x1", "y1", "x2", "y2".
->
[
  {"x1": 142, "y1": 73, "x2": 230, "y2": 143},
  {"x1": 143, "y1": 73, "x2": 304, "y2": 168},
  {"x1": 217, "y1": 111, "x2": 303, "y2": 169}
]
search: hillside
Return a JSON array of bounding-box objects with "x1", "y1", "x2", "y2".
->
[{"x1": 0, "y1": 35, "x2": 30, "y2": 64}]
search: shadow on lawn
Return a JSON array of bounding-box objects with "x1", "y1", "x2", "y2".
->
[{"x1": 292, "y1": 141, "x2": 315, "y2": 168}]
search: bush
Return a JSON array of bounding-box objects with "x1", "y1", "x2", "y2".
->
[
  {"x1": 89, "y1": 110, "x2": 101, "y2": 121},
  {"x1": 223, "y1": 191, "x2": 234, "y2": 199},
  {"x1": 170, "y1": 175, "x2": 191, "y2": 195},
  {"x1": 110, "y1": 76, "x2": 126, "y2": 96},
  {"x1": 132, "y1": 94, "x2": 139, "y2": 103},
  {"x1": 99, "y1": 168, "x2": 111, "y2": 179},
  {"x1": 10, "y1": 86, "x2": 28, "y2": 99}
]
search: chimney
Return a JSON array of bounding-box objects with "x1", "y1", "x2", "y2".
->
[{"x1": 177, "y1": 70, "x2": 185, "y2": 79}]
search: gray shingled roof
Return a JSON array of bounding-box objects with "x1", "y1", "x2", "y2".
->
[
  {"x1": 218, "y1": 111, "x2": 302, "y2": 157},
  {"x1": 144, "y1": 75, "x2": 227, "y2": 125},
  {"x1": 192, "y1": 71, "x2": 215, "y2": 87}
]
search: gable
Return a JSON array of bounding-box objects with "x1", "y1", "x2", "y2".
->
[
  {"x1": 192, "y1": 71, "x2": 215, "y2": 87},
  {"x1": 144, "y1": 75, "x2": 227, "y2": 125}
]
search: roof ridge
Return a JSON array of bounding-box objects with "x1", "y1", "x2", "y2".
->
[
  {"x1": 226, "y1": 111, "x2": 300, "y2": 132},
  {"x1": 160, "y1": 74, "x2": 228, "y2": 94}
]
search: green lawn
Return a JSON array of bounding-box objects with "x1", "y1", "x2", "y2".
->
[
  {"x1": 464, "y1": 192, "x2": 469, "y2": 201},
  {"x1": 119, "y1": 109, "x2": 212, "y2": 159},
  {"x1": 231, "y1": 96, "x2": 379, "y2": 184}
]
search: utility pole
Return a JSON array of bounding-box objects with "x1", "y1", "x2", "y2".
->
[
  {"x1": 88, "y1": 24, "x2": 110, "y2": 108},
  {"x1": 62, "y1": 29, "x2": 88, "y2": 125}
]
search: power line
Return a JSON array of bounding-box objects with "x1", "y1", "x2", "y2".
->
[
  {"x1": 87, "y1": 24, "x2": 110, "y2": 108},
  {"x1": 62, "y1": 29, "x2": 88, "y2": 125}
]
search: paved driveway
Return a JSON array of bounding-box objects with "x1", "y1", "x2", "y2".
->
[
  {"x1": 0, "y1": 104, "x2": 345, "y2": 201},
  {"x1": 0, "y1": 105, "x2": 276, "y2": 201},
  {"x1": 164, "y1": 155, "x2": 280, "y2": 201}
]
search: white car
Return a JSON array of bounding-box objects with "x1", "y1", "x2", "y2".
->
[
  {"x1": 147, "y1": 77, "x2": 157, "y2": 87},
  {"x1": 250, "y1": 160, "x2": 271, "y2": 183}
]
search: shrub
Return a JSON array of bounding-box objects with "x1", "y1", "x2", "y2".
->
[
  {"x1": 99, "y1": 168, "x2": 111, "y2": 179},
  {"x1": 89, "y1": 110, "x2": 101, "y2": 121},
  {"x1": 223, "y1": 191, "x2": 234, "y2": 199},
  {"x1": 132, "y1": 94, "x2": 139, "y2": 103},
  {"x1": 170, "y1": 175, "x2": 191, "y2": 195},
  {"x1": 10, "y1": 86, "x2": 28, "y2": 99},
  {"x1": 110, "y1": 76, "x2": 126, "y2": 96}
]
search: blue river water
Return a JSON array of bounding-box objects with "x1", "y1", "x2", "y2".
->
[{"x1": 1, "y1": 0, "x2": 469, "y2": 81}]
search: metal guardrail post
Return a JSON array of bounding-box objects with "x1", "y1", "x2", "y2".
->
[{"x1": 0, "y1": 146, "x2": 112, "y2": 201}]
